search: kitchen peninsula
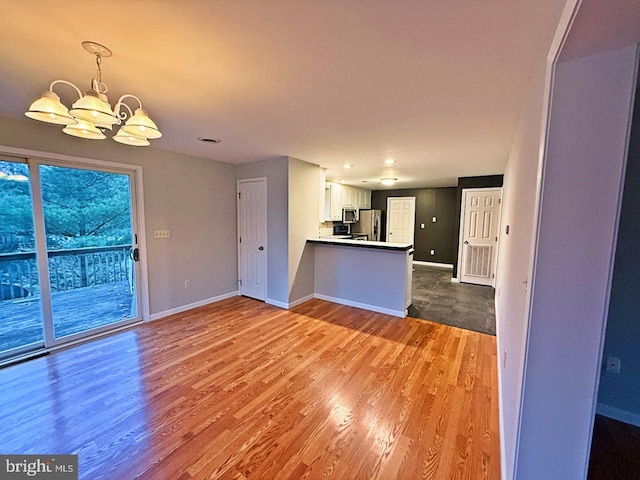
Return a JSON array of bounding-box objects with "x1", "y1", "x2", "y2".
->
[{"x1": 307, "y1": 237, "x2": 414, "y2": 317}]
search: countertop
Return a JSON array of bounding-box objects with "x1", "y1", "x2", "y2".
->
[{"x1": 307, "y1": 237, "x2": 413, "y2": 251}]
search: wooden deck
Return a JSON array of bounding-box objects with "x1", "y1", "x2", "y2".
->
[
  {"x1": 0, "y1": 296, "x2": 500, "y2": 479},
  {"x1": 0, "y1": 281, "x2": 134, "y2": 352}
]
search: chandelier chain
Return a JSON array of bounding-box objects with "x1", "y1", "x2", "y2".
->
[{"x1": 96, "y1": 54, "x2": 102, "y2": 84}]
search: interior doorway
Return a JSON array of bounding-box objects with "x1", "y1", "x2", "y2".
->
[
  {"x1": 237, "y1": 178, "x2": 267, "y2": 301},
  {"x1": 457, "y1": 188, "x2": 502, "y2": 286},
  {"x1": 386, "y1": 197, "x2": 415, "y2": 244}
]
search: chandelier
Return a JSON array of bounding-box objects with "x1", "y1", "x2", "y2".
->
[{"x1": 25, "y1": 41, "x2": 161, "y2": 147}]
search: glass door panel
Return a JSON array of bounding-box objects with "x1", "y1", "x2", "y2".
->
[
  {"x1": 0, "y1": 159, "x2": 45, "y2": 359},
  {"x1": 39, "y1": 164, "x2": 139, "y2": 340}
]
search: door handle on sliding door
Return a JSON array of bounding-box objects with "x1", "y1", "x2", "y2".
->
[{"x1": 131, "y1": 248, "x2": 140, "y2": 261}]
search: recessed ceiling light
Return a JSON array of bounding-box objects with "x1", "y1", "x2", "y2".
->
[
  {"x1": 343, "y1": 163, "x2": 353, "y2": 169},
  {"x1": 380, "y1": 178, "x2": 397, "y2": 186},
  {"x1": 198, "y1": 137, "x2": 221, "y2": 144},
  {"x1": 384, "y1": 159, "x2": 396, "y2": 165}
]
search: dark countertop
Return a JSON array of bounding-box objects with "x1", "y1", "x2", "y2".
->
[{"x1": 307, "y1": 237, "x2": 413, "y2": 251}]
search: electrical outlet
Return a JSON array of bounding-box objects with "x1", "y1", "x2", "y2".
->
[
  {"x1": 503, "y1": 350, "x2": 507, "y2": 369},
  {"x1": 184, "y1": 280, "x2": 191, "y2": 289},
  {"x1": 154, "y1": 229, "x2": 170, "y2": 239},
  {"x1": 430, "y1": 249, "x2": 435, "y2": 255},
  {"x1": 606, "y1": 356, "x2": 621, "y2": 374}
]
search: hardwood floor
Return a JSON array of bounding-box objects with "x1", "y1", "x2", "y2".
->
[{"x1": 0, "y1": 297, "x2": 500, "y2": 479}]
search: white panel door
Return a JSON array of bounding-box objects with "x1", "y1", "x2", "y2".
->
[
  {"x1": 386, "y1": 197, "x2": 415, "y2": 245},
  {"x1": 460, "y1": 188, "x2": 502, "y2": 286},
  {"x1": 238, "y1": 179, "x2": 267, "y2": 300}
]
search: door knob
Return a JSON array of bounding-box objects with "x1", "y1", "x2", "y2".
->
[
  {"x1": 464, "y1": 240, "x2": 469, "y2": 244},
  {"x1": 258, "y1": 246, "x2": 264, "y2": 251}
]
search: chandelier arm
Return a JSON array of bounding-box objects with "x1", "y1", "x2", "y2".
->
[
  {"x1": 113, "y1": 94, "x2": 143, "y2": 119},
  {"x1": 116, "y1": 102, "x2": 134, "y2": 122},
  {"x1": 49, "y1": 80, "x2": 83, "y2": 100}
]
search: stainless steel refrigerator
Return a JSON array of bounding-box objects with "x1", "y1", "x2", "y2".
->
[{"x1": 354, "y1": 209, "x2": 382, "y2": 241}]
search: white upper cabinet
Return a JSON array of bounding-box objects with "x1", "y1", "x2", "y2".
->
[
  {"x1": 319, "y1": 168, "x2": 327, "y2": 223},
  {"x1": 358, "y1": 189, "x2": 371, "y2": 209},
  {"x1": 326, "y1": 182, "x2": 344, "y2": 221},
  {"x1": 324, "y1": 182, "x2": 371, "y2": 220},
  {"x1": 343, "y1": 186, "x2": 356, "y2": 207}
]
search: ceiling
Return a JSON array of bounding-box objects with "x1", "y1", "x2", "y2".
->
[{"x1": 0, "y1": 1, "x2": 568, "y2": 189}]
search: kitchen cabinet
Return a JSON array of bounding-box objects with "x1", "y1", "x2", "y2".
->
[
  {"x1": 358, "y1": 189, "x2": 371, "y2": 209},
  {"x1": 326, "y1": 182, "x2": 343, "y2": 221},
  {"x1": 319, "y1": 169, "x2": 327, "y2": 223},
  {"x1": 324, "y1": 182, "x2": 372, "y2": 220},
  {"x1": 343, "y1": 186, "x2": 356, "y2": 207}
]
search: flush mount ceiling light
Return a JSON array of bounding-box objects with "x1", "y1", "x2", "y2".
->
[
  {"x1": 380, "y1": 178, "x2": 397, "y2": 186},
  {"x1": 25, "y1": 41, "x2": 161, "y2": 147},
  {"x1": 384, "y1": 159, "x2": 396, "y2": 165},
  {"x1": 343, "y1": 163, "x2": 353, "y2": 169}
]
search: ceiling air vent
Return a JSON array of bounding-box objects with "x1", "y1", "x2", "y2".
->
[{"x1": 198, "y1": 137, "x2": 221, "y2": 144}]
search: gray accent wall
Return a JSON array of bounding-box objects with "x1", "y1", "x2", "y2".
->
[
  {"x1": 0, "y1": 115, "x2": 238, "y2": 317},
  {"x1": 371, "y1": 187, "x2": 457, "y2": 264}
]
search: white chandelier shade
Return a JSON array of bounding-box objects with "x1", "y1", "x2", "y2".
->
[
  {"x1": 25, "y1": 91, "x2": 77, "y2": 126},
  {"x1": 122, "y1": 108, "x2": 162, "y2": 139},
  {"x1": 113, "y1": 129, "x2": 150, "y2": 146},
  {"x1": 69, "y1": 90, "x2": 118, "y2": 125},
  {"x1": 24, "y1": 41, "x2": 161, "y2": 146},
  {"x1": 62, "y1": 119, "x2": 107, "y2": 140}
]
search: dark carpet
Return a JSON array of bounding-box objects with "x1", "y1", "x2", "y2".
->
[{"x1": 408, "y1": 264, "x2": 496, "y2": 335}]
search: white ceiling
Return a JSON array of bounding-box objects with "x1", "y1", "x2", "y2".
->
[{"x1": 0, "y1": 0, "x2": 567, "y2": 188}]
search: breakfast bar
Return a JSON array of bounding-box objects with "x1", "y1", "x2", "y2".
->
[{"x1": 307, "y1": 238, "x2": 414, "y2": 317}]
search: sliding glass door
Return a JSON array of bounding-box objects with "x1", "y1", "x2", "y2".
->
[
  {"x1": 39, "y1": 164, "x2": 139, "y2": 341},
  {"x1": 0, "y1": 157, "x2": 143, "y2": 362},
  {"x1": 0, "y1": 159, "x2": 44, "y2": 359}
]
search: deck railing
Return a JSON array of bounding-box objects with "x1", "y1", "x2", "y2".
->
[{"x1": 0, "y1": 245, "x2": 133, "y2": 301}]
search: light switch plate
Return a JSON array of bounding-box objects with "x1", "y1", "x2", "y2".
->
[{"x1": 154, "y1": 229, "x2": 170, "y2": 239}]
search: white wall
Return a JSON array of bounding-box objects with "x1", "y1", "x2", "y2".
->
[
  {"x1": 0, "y1": 115, "x2": 238, "y2": 317},
  {"x1": 236, "y1": 156, "x2": 289, "y2": 305},
  {"x1": 288, "y1": 157, "x2": 320, "y2": 304},
  {"x1": 516, "y1": 46, "x2": 637, "y2": 480},
  {"x1": 494, "y1": 53, "x2": 550, "y2": 479}
]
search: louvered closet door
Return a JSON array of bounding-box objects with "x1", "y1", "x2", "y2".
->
[{"x1": 460, "y1": 188, "x2": 501, "y2": 286}]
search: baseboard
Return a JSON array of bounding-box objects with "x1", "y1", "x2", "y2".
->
[
  {"x1": 266, "y1": 293, "x2": 315, "y2": 310},
  {"x1": 494, "y1": 296, "x2": 508, "y2": 480},
  {"x1": 596, "y1": 403, "x2": 640, "y2": 427},
  {"x1": 450, "y1": 277, "x2": 460, "y2": 283},
  {"x1": 314, "y1": 293, "x2": 406, "y2": 318},
  {"x1": 413, "y1": 261, "x2": 454, "y2": 269},
  {"x1": 149, "y1": 291, "x2": 239, "y2": 321},
  {"x1": 289, "y1": 293, "x2": 315, "y2": 308},
  {"x1": 266, "y1": 298, "x2": 289, "y2": 309}
]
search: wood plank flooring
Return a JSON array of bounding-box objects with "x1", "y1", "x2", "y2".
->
[{"x1": 0, "y1": 297, "x2": 500, "y2": 479}]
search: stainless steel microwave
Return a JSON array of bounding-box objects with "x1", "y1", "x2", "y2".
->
[{"x1": 342, "y1": 207, "x2": 358, "y2": 223}]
